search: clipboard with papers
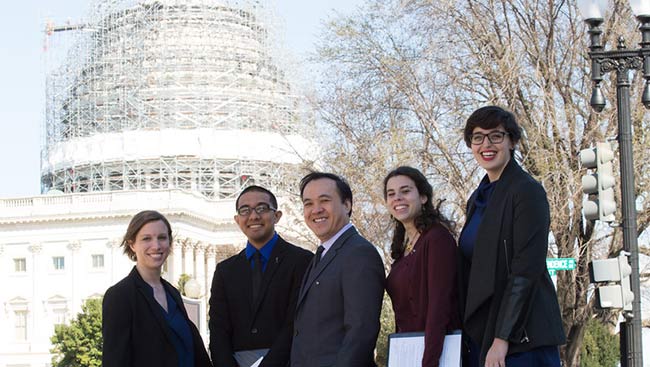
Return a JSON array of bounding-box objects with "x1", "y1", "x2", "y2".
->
[{"x1": 387, "y1": 330, "x2": 462, "y2": 367}]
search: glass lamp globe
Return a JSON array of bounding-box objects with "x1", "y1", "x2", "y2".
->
[
  {"x1": 577, "y1": 0, "x2": 608, "y2": 19},
  {"x1": 184, "y1": 278, "x2": 201, "y2": 299},
  {"x1": 630, "y1": 0, "x2": 650, "y2": 17}
]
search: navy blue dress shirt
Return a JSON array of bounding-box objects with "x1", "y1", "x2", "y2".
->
[
  {"x1": 459, "y1": 179, "x2": 497, "y2": 260},
  {"x1": 245, "y1": 232, "x2": 279, "y2": 272},
  {"x1": 143, "y1": 282, "x2": 195, "y2": 367}
]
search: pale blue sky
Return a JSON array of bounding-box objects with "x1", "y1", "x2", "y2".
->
[{"x1": 0, "y1": 0, "x2": 361, "y2": 198}]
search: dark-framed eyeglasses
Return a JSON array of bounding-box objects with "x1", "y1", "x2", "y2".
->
[
  {"x1": 236, "y1": 203, "x2": 276, "y2": 216},
  {"x1": 470, "y1": 131, "x2": 509, "y2": 145}
]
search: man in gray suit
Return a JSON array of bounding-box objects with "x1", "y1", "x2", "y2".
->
[{"x1": 291, "y1": 172, "x2": 385, "y2": 367}]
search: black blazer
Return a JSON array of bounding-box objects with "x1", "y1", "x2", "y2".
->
[
  {"x1": 291, "y1": 226, "x2": 385, "y2": 367},
  {"x1": 102, "y1": 266, "x2": 212, "y2": 367},
  {"x1": 459, "y1": 159, "x2": 566, "y2": 364},
  {"x1": 208, "y1": 236, "x2": 312, "y2": 367}
]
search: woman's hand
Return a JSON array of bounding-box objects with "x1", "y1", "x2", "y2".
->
[{"x1": 485, "y1": 338, "x2": 508, "y2": 367}]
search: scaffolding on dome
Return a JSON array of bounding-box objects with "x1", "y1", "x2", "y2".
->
[
  {"x1": 42, "y1": 0, "x2": 312, "y2": 199},
  {"x1": 43, "y1": 157, "x2": 299, "y2": 199}
]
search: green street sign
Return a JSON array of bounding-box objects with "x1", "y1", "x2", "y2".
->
[{"x1": 546, "y1": 258, "x2": 576, "y2": 273}]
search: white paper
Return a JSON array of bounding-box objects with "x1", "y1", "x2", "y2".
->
[
  {"x1": 440, "y1": 334, "x2": 462, "y2": 367},
  {"x1": 387, "y1": 331, "x2": 461, "y2": 367},
  {"x1": 250, "y1": 356, "x2": 263, "y2": 367},
  {"x1": 388, "y1": 334, "x2": 424, "y2": 366},
  {"x1": 233, "y1": 349, "x2": 268, "y2": 367}
]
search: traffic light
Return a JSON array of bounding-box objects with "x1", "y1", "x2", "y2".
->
[
  {"x1": 580, "y1": 142, "x2": 616, "y2": 222},
  {"x1": 589, "y1": 252, "x2": 634, "y2": 310}
]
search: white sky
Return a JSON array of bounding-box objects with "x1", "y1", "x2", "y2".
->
[{"x1": 0, "y1": 0, "x2": 362, "y2": 198}]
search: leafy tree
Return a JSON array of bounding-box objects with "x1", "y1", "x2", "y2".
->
[
  {"x1": 310, "y1": 0, "x2": 650, "y2": 365},
  {"x1": 50, "y1": 297, "x2": 103, "y2": 367},
  {"x1": 177, "y1": 273, "x2": 191, "y2": 296},
  {"x1": 580, "y1": 317, "x2": 619, "y2": 367},
  {"x1": 376, "y1": 293, "x2": 396, "y2": 367}
]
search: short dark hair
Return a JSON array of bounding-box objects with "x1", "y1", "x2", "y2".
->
[
  {"x1": 299, "y1": 171, "x2": 353, "y2": 216},
  {"x1": 235, "y1": 185, "x2": 278, "y2": 209},
  {"x1": 121, "y1": 210, "x2": 172, "y2": 261},
  {"x1": 383, "y1": 166, "x2": 455, "y2": 261},
  {"x1": 463, "y1": 105, "x2": 522, "y2": 148}
]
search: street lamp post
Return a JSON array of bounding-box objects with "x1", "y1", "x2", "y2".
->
[{"x1": 578, "y1": 1, "x2": 649, "y2": 366}]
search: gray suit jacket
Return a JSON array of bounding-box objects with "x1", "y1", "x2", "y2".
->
[{"x1": 290, "y1": 226, "x2": 385, "y2": 367}]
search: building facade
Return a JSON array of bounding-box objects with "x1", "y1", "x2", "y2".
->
[
  {"x1": 0, "y1": 0, "x2": 314, "y2": 366},
  {"x1": 0, "y1": 190, "x2": 243, "y2": 366}
]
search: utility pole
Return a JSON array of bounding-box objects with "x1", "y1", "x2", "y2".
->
[{"x1": 577, "y1": 1, "x2": 649, "y2": 365}]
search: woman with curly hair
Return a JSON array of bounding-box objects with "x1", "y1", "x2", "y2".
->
[{"x1": 384, "y1": 166, "x2": 460, "y2": 367}]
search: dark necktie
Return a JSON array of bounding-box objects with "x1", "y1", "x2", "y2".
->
[
  {"x1": 314, "y1": 245, "x2": 325, "y2": 268},
  {"x1": 252, "y1": 251, "x2": 263, "y2": 301}
]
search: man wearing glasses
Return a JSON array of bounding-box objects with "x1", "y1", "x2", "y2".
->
[{"x1": 209, "y1": 185, "x2": 313, "y2": 367}]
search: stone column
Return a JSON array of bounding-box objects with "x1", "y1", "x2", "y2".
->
[
  {"x1": 170, "y1": 241, "x2": 184, "y2": 284},
  {"x1": 106, "y1": 239, "x2": 121, "y2": 284},
  {"x1": 28, "y1": 243, "x2": 43, "y2": 349},
  {"x1": 194, "y1": 243, "x2": 206, "y2": 298},
  {"x1": 182, "y1": 239, "x2": 194, "y2": 279},
  {"x1": 205, "y1": 245, "x2": 217, "y2": 296},
  {"x1": 67, "y1": 241, "x2": 82, "y2": 313}
]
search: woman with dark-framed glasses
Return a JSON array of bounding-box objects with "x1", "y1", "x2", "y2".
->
[{"x1": 458, "y1": 106, "x2": 565, "y2": 367}]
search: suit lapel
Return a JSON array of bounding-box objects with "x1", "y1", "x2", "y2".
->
[
  {"x1": 231, "y1": 249, "x2": 256, "y2": 309},
  {"x1": 464, "y1": 159, "x2": 521, "y2": 321},
  {"x1": 296, "y1": 226, "x2": 356, "y2": 308},
  {"x1": 250, "y1": 239, "x2": 287, "y2": 317},
  {"x1": 163, "y1": 279, "x2": 185, "y2": 314},
  {"x1": 130, "y1": 267, "x2": 176, "y2": 344},
  {"x1": 297, "y1": 255, "x2": 317, "y2": 307}
]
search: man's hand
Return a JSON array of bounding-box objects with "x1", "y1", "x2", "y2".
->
[{"x1": 484, "y1": 337, "x2": 508, "y2": 367}]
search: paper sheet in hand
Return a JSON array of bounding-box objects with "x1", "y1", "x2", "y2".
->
[
  {"x1": 250, "y1": 356, "x2": 263, "y2": 367},
  {"x1": 233, "y1": 348, "x2": 268, "y2": 367},
  {"x1": 387, "y1": 331, "x2": 461, "y2": 367}
]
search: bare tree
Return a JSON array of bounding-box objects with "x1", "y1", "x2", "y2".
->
[{"x1": 309, "y1": 0, "x2": 650, "y2": 365}]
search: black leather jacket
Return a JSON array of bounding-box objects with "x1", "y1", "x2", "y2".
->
[{"x1": 459, "y1": 159, "x2": 566, "y2": 365}]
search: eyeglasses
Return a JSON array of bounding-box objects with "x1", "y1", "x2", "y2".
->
[
  {"x1": 470, "y1": 131, "x2": 509, "y2": 145},
  {"x1": 236, "y1": 203, "x2": 276, "y2": 216}
]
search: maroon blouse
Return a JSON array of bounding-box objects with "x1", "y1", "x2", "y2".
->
[{"x1": 386, "y1": 224, "x2": 461, "y2": 367}]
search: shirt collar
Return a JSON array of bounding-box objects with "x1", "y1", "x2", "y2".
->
[
  {"x1": 245, "y1": 232, "x2": 279, "y2": 261},
  {"x1": 320, "y1": 222, "x2": 353, "y2": 254}
]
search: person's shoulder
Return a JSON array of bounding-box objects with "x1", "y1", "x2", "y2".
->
[
  {"x1": 212, "y1": 252, "x2": 244, "y2": 281},
  {"x1": 344, "y1": 233, "x2": 381, "y2": 259},
  {"x1": 420, "y1": 224, "x2": 457, "y2": 256},
  {"x1": 511, "y1": 170, "x2": 546, "y2": 199},
  {"x1": 341, "y1": 234, "x2": 384, "y2": 276},
  {"x1": 346, "y1": 231, "x2": 374, "y2": 248},
  {"x1": 104, "y1": 274, "x2": 134, "y2": 301},
  {"x1": 422, "y1": 223, "x2": 455, "y2": 243},
  {"x1": 500, "y1": 161, "x2": 545, "y2": 196},
  {"x1": 278, "y1": 240, "x2": 313, "y2": 272},
  {"x1": 281, "y1": 239, "x2": 313, "y2": 257},
  {"x1": 217, "y1": 250, "x2": 245, "y2": 268}
]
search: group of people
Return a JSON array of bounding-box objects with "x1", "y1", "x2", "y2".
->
[{"x1": 101, "y1": 106, "x2": 566, "y2": 367}]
